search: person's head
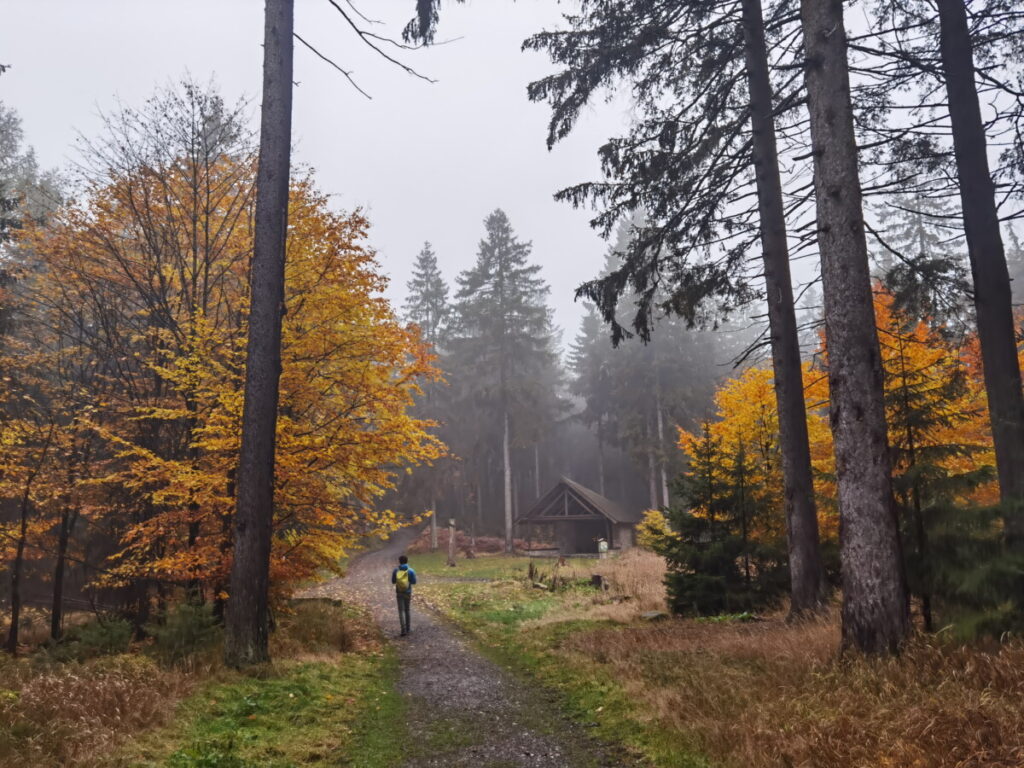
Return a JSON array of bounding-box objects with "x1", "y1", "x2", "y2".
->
[{"x1": 399, "y1": 555, "x2": 408, "y2": 565}]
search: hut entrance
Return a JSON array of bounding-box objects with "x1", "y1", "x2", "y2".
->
[{"x1": 559, "y1": 518, "x2": 608, "y2": 554}]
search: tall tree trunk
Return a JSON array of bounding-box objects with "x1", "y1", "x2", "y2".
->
[
  {"x1": 224, "y1": 0, "x2": 294, "y2": 668},
  {"x1": 936, "y1": 0, "x2": 1024, "y2": 543},
  {"x1": 447, "y1": 517, "x2": 457, "y2": 566},
  {"x1": 534, "y1": 443, "x2": 541, "y2": 500},
  {"x1": 655, "y1": 385, "x2": 670, "y2": 507},
  {"x1": 476, "y1": 477, "x2": 483, "y2": 527},
  {"x1": 800, "y1": 0, "x2": 910, "y2": 653},
  {"x1": 741, "y1": 0, "x2": 825, "y2": 616},
  {"x1": 503, "y1": 410, "x2": 513, "y2": 552},
  {"x1": 6, "y1": 496, "x2": 30, "y2": 655},
  {"x1": 647, "y1": 424, "x2": 659, "y2": 509},
  {"x1": 50, "y1": 507, "x2": 76, "y2": 641},
  {"x1": 597, "y1": 418, "x2": 606, "y2": 497}
]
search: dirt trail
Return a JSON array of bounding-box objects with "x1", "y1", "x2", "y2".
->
[{"x1": 304, "y1": 528, "x2": 637, "y2": 768}]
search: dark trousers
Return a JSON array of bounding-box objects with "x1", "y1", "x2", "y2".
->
[{"x1": 396, "y1": 592, "x2": 412, "y2": 634}]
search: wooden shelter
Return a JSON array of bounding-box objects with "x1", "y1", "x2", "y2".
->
[{"x1": 517, "y1": 477, "x2": 642, "y2": 554}]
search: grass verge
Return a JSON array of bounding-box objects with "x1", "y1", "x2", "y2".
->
[
  {"x1": 2, "y1": 599, "x2": 399, "y2": 768},
  {"x1": 421, "y1": 554, "x2": 1024, "y2": 768},
  {"x1": 419, "y1": 576, "x2": 709, "y2": 767},
  {"x1": 113, "y1": 650, "x2": 403, "y2": 768}
]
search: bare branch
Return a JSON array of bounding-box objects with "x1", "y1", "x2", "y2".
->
[
  {"x1": 324, "y1": 0, "x2": 437, "y2": 83},
  {"x1": 294, "y1": 32, "x2": 373, "y2": 100}
]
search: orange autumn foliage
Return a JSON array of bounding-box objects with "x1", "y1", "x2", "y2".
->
[
  {"x1": 20, "y1": 167, "x2": 443, "y2": 600},
  {"x1": 677, "y1": 285, "x2": 998, "y2": 546}
]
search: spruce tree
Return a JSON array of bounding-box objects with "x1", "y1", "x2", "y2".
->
[
  {"x1": 402, "y1": 241, "x2": 452, "y2": 550},
  {"x1": 874, "y1": 193, "x2": 970, "y2": 334},
  {"x1": 404, "y1": 242, "x2": 450, "y2": 347},
  {"x1": 448, "y1": 209, "x2": 562, "y2": 550},
  {"x1": 660, "y1": 424, "x2": 787, "y2": 615},
  {"x1": 879, "y1": 297, "x2": 1006, "y2": 633},
  {"x1": 569, "y1": 305, "x2": 613, "y2": 496},
  {"x1": 527, "y1": 0, "x2": 826, "y2": 615},
  {"x1": 865, "y1": 0, "x2": 1024, "y2": 552},
  {"x1": 800, "y1": 0, "x2": 910, "y2": 653},
  {"x1": 226, "y1": 0, "x2": 294, "y2": 668}
]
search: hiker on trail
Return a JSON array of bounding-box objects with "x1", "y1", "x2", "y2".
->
[{"x1": 391, "y1": 554, "x2": 417, "y2": 636}]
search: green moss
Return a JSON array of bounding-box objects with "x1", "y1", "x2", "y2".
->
[{"x1": 118, "y1": 651, "x2": 404, "y2": 768}]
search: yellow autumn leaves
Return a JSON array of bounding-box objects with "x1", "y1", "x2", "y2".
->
[{"x1": 678, "y1": 288, "x2": 999, "y2": 543}]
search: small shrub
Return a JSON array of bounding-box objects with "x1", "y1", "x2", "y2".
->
[
  {"x1": 149, "y1": 603, "x2": 221, "y2": 667},
  {"x1": 48, "y1": 616, "x2": 133, "y2": 661},
  {"x1": 636, "y1": 508, "x2": 675, "y2": 551},
  {"x1": 76, "y1": 617, "x2": 133, "y2": 655}
]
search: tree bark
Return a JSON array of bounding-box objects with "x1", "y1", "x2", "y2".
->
[
  {"x1": 647, "y1": 425, "x2": 659, "y2": 509},
  {"x1": 50, "y1": 507, "x2": 77, "y2": 641},
  {"x1": 936, "y1": 0, "x2": 1024, "y2": 543},
  {"x1": 503, "y1": 410, "x2": 513, "y2": 552},
  {"x1": 799, "y1": 0, "x2": 910, "y2": 653},
  {"x1": 6, "y1": 496, "x2": 30, "y2": 655},
  {"x1": 741, "y1": 0, "x2": 825, "y2": 616},
  {"x1": 655, "y1": 385, "x2": 670, "y2": 508},
  {"x1": 224, "y1": 0, "x2": 294, "y2": 668},
  {"x1": 597, "y1": 418, "x2": 606, "y2": 497}
]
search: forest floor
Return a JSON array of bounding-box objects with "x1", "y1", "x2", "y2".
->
[{"x1": 12, "y1": 534, "x2": 1024, "y2": 767}]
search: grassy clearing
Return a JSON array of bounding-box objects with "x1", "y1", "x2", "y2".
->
[
  {"x1": 421, "y1": 548, "x2": 1024, "y2": 768},
  {"x1": 410, "y1": 550, "x2": 574, "y2": 580},
  {"x1": 1, "y1": 599, "x2": 398, "y2": 768},
  {"x1": 410, "y1": 549, "x2": 616, "y2": 582}
]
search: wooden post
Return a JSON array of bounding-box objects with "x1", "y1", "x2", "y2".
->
[
  {"x1": 430, "y1": 498, "x2": 438, "y2": 552},
  {"x1": 447, "y1": 518, "x2": 457, "y2": 567}
]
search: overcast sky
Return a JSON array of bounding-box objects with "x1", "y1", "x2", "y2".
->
[{"x1": 1, "y1": 0, "x2": 632, "y2": 343}]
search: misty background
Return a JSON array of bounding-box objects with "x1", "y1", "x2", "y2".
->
[{"x1": 2, "y1": 0, "x2": 644, "y2": 340}]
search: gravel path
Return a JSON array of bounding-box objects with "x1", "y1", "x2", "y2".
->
[{"x1": 304, "y1": 528, "x2": 638, "y2": 768}]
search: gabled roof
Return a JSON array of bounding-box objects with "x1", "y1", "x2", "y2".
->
[{"x1": 517, "y1": 476, "x2": 643, "y2": 525}]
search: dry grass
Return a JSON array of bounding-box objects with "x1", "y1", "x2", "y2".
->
[
  {"x1": 0, "y1": 654, "x2": 190, "y2": 768},
  {"x1": 560, "y1": 614, "x2": 1024, "y2": 767},
  {"x1": 0, "y1": 599, "x2": 381, "y2": 768},
  {"x1": 589, "y1": 548, "x2": 669, "y2": 613},
  {"x1": 518, "y1": 548, "x2": 670, "y2": 626}
]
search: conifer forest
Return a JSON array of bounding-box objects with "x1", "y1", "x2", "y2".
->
[{"x1": 3, "y1": 1, "x2": 1024, "y2": 766}]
